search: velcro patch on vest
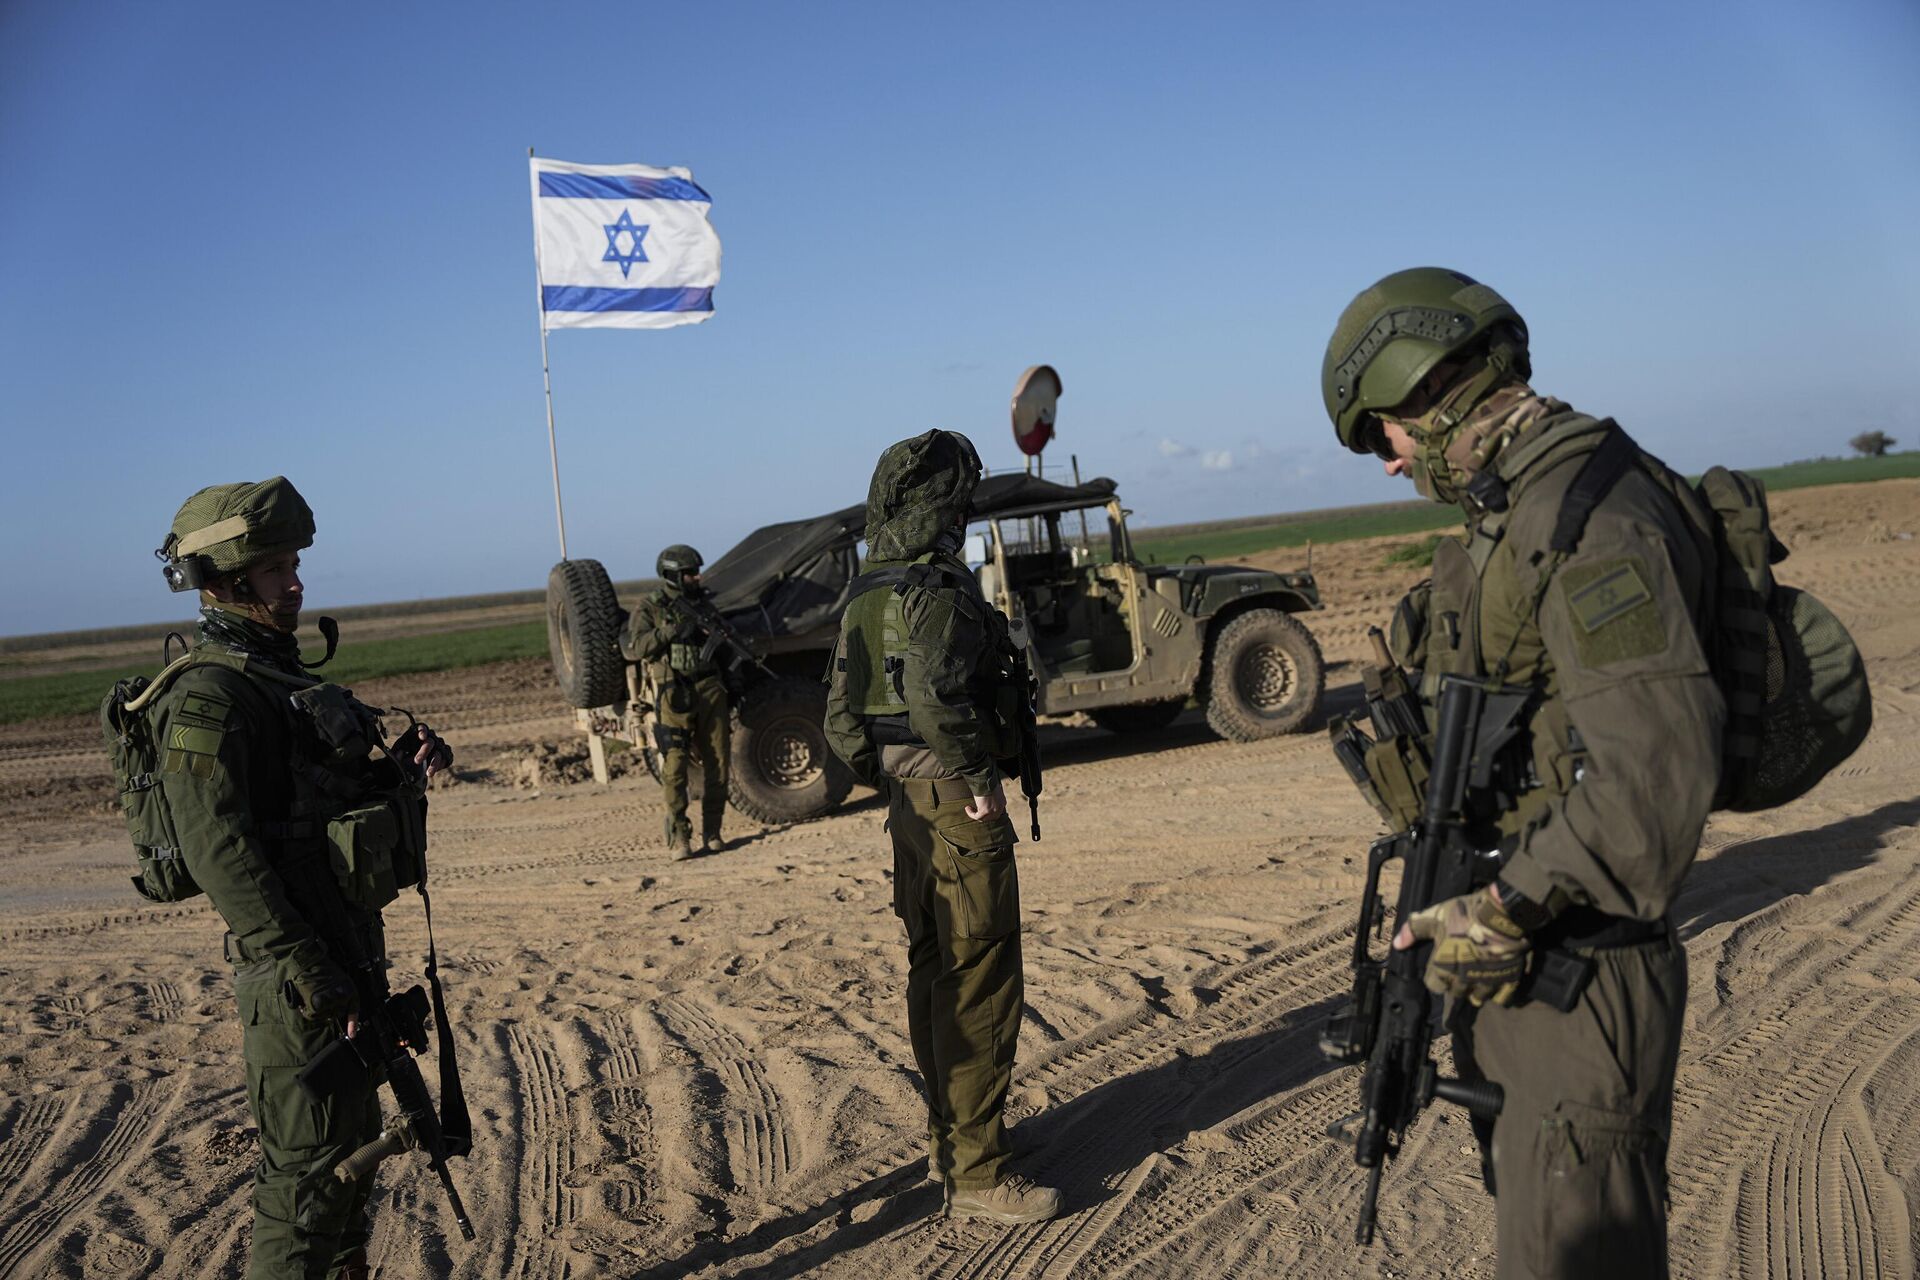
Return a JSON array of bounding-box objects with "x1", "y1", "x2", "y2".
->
[
  {"x1": 177, "y1": 691, "x2": 232, "y2": 723},
  {"x1": 1560, "y1": 557, "x2": 1665, "y2": 667}
]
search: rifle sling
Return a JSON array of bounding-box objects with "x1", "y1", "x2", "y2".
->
[{"x1": 417, "y1": 878, "x2": 472, "y2": 1157}]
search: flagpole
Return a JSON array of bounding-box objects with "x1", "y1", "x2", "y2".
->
[{"x1": 529, "y1": 146, "x2": 570, "y2": 561}]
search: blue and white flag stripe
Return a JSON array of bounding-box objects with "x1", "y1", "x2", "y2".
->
[
  {"x1": 540, "y1": 286, "x2": 714, "y2": 314},
  {"x1": 530, "y1": 156, "x2": 721, "y2": 331}
]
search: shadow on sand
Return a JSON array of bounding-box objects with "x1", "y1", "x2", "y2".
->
[{"x1": 623, "y1": 994, "x2": 1344, "y2": 1280}]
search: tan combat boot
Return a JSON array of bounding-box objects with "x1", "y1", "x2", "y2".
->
[
  {"x1": 670, "y1": 835, "x2": 694, "y2": 861},
  {"x1": 700, "y1": 830, "x2": 727, "y2": 855},
  {"x1": 946, "y1": 1174, "x2": 1061, "y2": 1224}
]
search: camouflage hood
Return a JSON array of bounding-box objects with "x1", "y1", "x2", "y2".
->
[{"x1": 864, "y1": 430, "x2": 982, "y2": 561}]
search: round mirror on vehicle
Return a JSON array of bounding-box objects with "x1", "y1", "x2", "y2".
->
[{"x1": 1011, "y1": 364, "x2": 1062, "y2": 457}]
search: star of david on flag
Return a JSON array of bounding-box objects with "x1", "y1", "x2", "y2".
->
[{"x1": 530, "y1": 157, "x2": 721, "y2": 330}]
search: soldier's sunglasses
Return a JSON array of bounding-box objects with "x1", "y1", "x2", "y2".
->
[{"x1": 1357, "y1": 416, "x2": 1398, "y2": 463}]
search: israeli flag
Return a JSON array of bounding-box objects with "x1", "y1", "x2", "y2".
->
[{"x1": 530, "y1": 156, "x2": 721, "y2": 330}]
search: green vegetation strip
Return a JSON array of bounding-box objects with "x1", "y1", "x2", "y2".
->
[
  {"x1": 0, "y1": 620, "x2": 550, "y2": 726},
  {"x1": 1133, "y1": 504, "x2": 1461, "y2": 566},
  {"x1": 1132, "y1": 452, "x2": 1920, "y2": 568}
]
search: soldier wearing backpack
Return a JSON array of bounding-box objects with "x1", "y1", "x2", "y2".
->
[
  {"x1": 110, "y1": 478, "x2": 453, "y2": 1280},
  {"x1": 1322, "y1": 269, "x2": 1726, "y2": 1278}
]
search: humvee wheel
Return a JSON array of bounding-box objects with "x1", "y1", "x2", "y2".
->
[
  {"x1": 547, "y1": 559, "x2": 626, "y2": 709},
  {"x1": 1203, "y1": 608, "x2": 1324, "y2": 740},
  {"x1": 727, "y1": 676, "x2": 853, "y2": 824},
  {"x1": 1089, "y1": 700, "x2": 1185, "y2": 734}
]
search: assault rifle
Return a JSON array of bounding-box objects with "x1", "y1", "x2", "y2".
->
[
  {"x1": 668, "y1": 591, "x2": 778, "y2": 689},
  {"x1": 300, "y1": 977, "x2": 476, "y2": 1241},
  {"x1": 1005, "y1": 638, "x2": 1043, "y2": 840},
  {"x1": 295, "y1": 728, "x2": 476, "y2": 1242},
  {"x1": 1321, "y1": 670, "x2": 1529, "y2": 1246}
]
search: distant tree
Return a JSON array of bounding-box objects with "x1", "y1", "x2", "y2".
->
[{"x1": 1850, "y1": 431, "x2": 1896, "y2": 457}]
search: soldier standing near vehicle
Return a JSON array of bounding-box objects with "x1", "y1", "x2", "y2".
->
[
  {"x1": 824, "y1": 429, "x2": 1061, "y2": 1224},
  {"x1": 623, "y1": 545, "x2": 731, "y2": 860},
  {"x1": 1322, "y1": 269, "x2": 1725, "y2": 1278},
  {"x1": 134, "y1": 478, "x2": 453, "y2": 1279}
]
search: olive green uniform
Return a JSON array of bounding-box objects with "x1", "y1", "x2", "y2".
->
[
  {"x1": 1416, "y1": 409, "x2": 1723, "y2": 1278},
  {"x1": 154, "y1": 613, "x2": 388, "y2": 1280},
  {"x1": 824, "y1": 431, "x2": 1026, "y2": 1192},
  {"x1": 625, "y1": 585, "x2": 731, "y2": 846}
]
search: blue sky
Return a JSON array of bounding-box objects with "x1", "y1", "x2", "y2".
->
[{"x1": 4, "y1": 0, "x2": 1918, "y2": 634}]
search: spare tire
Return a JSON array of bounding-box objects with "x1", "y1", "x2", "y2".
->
[
  {"x1": 547, "y1": 559, "x2": 625, "y2": 709},
  {"x1": 728, "y1": 675, "x2": 853, "y2": 824}
]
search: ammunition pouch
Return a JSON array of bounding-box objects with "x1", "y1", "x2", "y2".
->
[
  {"x1": 668, "y1": 641, "x2": 703, "y2": 675},
  {"x1": 1331, "y1": 715, "x2": 1431, "y2": 833},
  {"x1": 1362, "y1": 733, "x2": 1430, "y2": 832},
  {"x1": 325, "y1": 798, "x2": 426, "y2": 911}
]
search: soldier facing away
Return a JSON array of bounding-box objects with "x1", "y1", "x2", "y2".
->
[
  {"x1": 1323, "y1": 269, "x2": 1724, "y2": 1278},
  {"x1": 824, "y1": 430, "x2": 1061, "y2": 1224},
  {"x1": 622, "y1": 544, "x2": 731, "y2": 860},
  {"x1": 134, "y1": 478, "x2": 453, "y2": 1279}
]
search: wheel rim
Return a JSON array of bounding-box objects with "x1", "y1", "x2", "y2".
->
[
  {"x1": 1237, "y1": 642, "x2": 1296, "y2": 713},
  {"x1": 757, "y1": 715, "x2": 824, "y2": 790}
]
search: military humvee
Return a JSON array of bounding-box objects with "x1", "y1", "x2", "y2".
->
[{"x1": 546, "y1": 473, "x2": 1324, "y2": 824}]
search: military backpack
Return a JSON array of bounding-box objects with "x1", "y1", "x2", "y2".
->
[{"x1": 1553, "y1": 428, "x2": 1872, "y2": 811}]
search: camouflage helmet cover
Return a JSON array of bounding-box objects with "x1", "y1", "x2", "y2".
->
[
  {"x1": 1322, "y1": 268, "x2": 1529, "y2": 451},
  {"x1": 160, "y1": 476, "x2": 315, "y2": 586},
  {"x1": 657, "y1": 544, "x2": 704, "y2": 584},
  {"x1": 864, "y1": 429, "x2": 983, "y2": 562}
]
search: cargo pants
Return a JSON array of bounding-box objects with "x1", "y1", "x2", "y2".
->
[
  {"x1": 233, "y1": 952, "x2": 382, "y2": 1280},
  {"x1": 1451, "y1": 930, "x2": 1687, "y2": 1280},
  {"x1": 888, "y1": 776, "x2": 1024, "y2": 1191},
  {"x1": 657, "y1": 672, "x2": 731, "y2": 844}
]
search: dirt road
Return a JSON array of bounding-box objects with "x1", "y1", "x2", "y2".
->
[{"x1": 3, "y1": 479, "x2": 1917, "y2": 1278}]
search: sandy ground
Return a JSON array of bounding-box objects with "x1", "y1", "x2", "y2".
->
[{"x1": 3, "y1": 479, "x2": 1919, "y2": 1279}]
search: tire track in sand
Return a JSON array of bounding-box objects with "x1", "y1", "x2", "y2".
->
[
  {"x1": 0, "y1": 1078, "x2": 176, "y2": 1276},
  {"x1": 1670, "y1": 834, "x2": 1920, "y2": 1278},
  {"x1": 656, "y1": 996, "x2": 793, "y2": 1206},
  {"x1": 494, "y1": 1021, "x2": 578, "y2": 1280}
]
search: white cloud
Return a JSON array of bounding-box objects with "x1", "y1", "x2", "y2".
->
[
  {"x1": 1200, "y1": 450, "x2": 1235, "y2": 470},
  {"x1": 1158, "y1": 437, "x2": 1193, "y2": 457}
]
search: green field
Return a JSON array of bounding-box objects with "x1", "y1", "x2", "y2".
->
[
  {"x1": 1132, "y1": 504, "x2": 1460, "y2": 566},
  {"x1": 1133, "y1": 451, "x2": 1920, "y2": 567},
  {"x1": 0, "y1": 621, "x2": 549, "y2": 726},
  {"x1": 7, "y1": 452, "x2": 1914, "y2": 726}
]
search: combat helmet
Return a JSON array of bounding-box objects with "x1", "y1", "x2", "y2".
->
[
  {"x1": 156, "y1": 477, "x2": 315, "y2": 592},
  {"x1": 1322, "y1": 268, "x2": 1530, "y2": 453},
  {"x1": 657, "y1": 544, "x2": 704, "y2": 587}
]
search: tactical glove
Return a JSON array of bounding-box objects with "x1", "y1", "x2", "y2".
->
[
  {"x1": 286, "y1": 960, "x2": 357, "y2": 1023},
  {"x1": 1400, "y1": 887, "x2": 1530, "y2": 1007}
]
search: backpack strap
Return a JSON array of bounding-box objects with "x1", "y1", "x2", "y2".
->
[
  {"x1": 845, "y1": 559, "x2": 977, "y2": 603},
  {"x1": 1548, "y1": 424, "x2": 1640, "y2": 556}
]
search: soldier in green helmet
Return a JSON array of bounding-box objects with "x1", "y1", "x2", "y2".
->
[
  {"x1": 824, "y1": 430, "x2": 1061, "y2": 1224},
  {"x1": 137, "y1": 478, "x2": 453, "y2": 1279},
  {"x1": 623, "y1": 544, "x2": 731, "y2": 860},
  {"x1": 1323, "y1": 269, "x2": 1724, "y2": 1277}
]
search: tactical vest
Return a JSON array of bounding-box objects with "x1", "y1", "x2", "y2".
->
[
  {"x1": 645, "y1": 589, "x2": 717, "y2": 678},
  {"x1": 839, "y1": 554, "x2": 1022, "y2": 757},
  {"x1": 102, "y1": 649, "x2": 426, "y2": 912}
]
